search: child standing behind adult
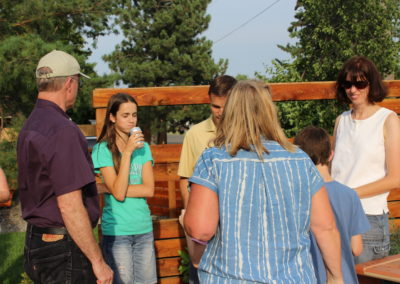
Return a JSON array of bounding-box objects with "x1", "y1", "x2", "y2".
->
[
  {"x1": 295, "y1": 126, "x2": 370, "y2": 284},
  {"x1": 91, "y1": 93, "x2": 157, "y2": 284}
]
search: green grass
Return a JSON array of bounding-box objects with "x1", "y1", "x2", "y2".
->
[
  {"x1": 0, "y1": 231, "x2": 25, "y2": 284},
  {"x1": 0, "y1": 228, "x2": 99, "y2": 284}
]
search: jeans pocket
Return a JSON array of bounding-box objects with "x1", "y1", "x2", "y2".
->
[
  {"x1": 29, "y1": 243, "x2": 71, "y2": 284},
  {"x1": 373, "y1": 243, "x2": 390, "y2": 258}
]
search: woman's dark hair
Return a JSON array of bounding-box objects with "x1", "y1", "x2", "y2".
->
[
  {"x1": 294, "y1": 126, "x2": 331, "y2": 166},
  {"x1": 335, "y1": 56, "x2": 387, "y2": 104},
  {"x1": 97, "y1": 93, "x2": 138, "y2": 173}
]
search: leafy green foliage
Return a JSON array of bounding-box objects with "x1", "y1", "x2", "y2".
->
[
  {"x1": 178, "y1": 249, "x2": 190, "y2": 283},
  {"x1": 0, "y1": 114, "x2": 25, "y2": 188},
  {"x1": 19, "y1": 273, "x2": 33, "y2": 284},
  {"x1": 105, "y1": 0, "x2": 227, "y2": 142},
  {"x1": 258, "y1": 0, "x2": 400, "y2": 135},
  {"x1": 0, "y1": 0, "x2": 117, "y2": 123},
  {"x1": 390, "y1": 225, "x2": 400, "y2": 255},
  {"x1": 281, "y1": 0, "x2": 400, "y2": 81},
  {"x1": 257, "y1": 60, "x2": 347, "y2": 136},
  {"x1": 275, "y1": 100, "x2": 344, "y2": 137}
]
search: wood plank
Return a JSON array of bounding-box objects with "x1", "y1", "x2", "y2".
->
[
  {"x1": 92, "y1": 81, "x2": 400, "y2": 108},
  {"x1": 386, "y1": 80, "x2": 400, "y2": 98},
  {"x1": 377, "y1": 98, "x2": 400, "y2": 115},
  {"x1": 269, "y1": 81, "x2": 336, "y2": 101},
  {"x1": 157, "y1": 257, "x2": 181, "y2": 277},
  {"x1": 388, "y1": 188, "x2": 400, "y2": 201},
  {"x1": 153, "y1": 218, "x2": 185, "y2": 239},
  {"x1": 78, "y1": 124, "x2": 96, "y2": 136},
  {"x1": 93, "y1": 86, "x2": 210, "y2": 108},
  {"x1": 389, "y1": 219, "x2": 400, "y2": 231},
  {"x1": 356, "y1": 254, "x2": 400, "y2": 283},
  {"x1": 158, "y1": 276, "x2": 183, "y2": 284},
  {"x1": 151, "y1": 144, "x2": 182, "y2": 163},
  {"x1": 155, "y1": 238, "x2": 186, "y2": 258},
  {"x1": 153, "y1": 163, "x2": 180, "y2": 181},
  {"x1": 388, "y1": 201, "x2": 400, "y2": 218},
  {"x1": 95, "y1": 108, "x2": 106, "y2": 137}
]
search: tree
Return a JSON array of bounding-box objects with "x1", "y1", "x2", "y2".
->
[
  {"x1": 0, "y1": 0, "x2": 117, "y2": 123},
  {"x1": 259, "y1": 0, "x2": 400, "y2": 136},
  {"x1": 281, "y1": 0, "x2": 400, "y2": 81},
  {"x1": 104, "y1": 0, "x2": 227, "y2": 143}
]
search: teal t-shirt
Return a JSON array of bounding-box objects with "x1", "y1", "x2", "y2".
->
[{"x1": 91, "y1": 141, "x2": 153, "y2": 236}]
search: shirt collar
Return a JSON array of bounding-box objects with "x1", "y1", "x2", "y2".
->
[
  {"x1": 205, "y1": 116, "x2": 217, "y2": 132},
  {"x1": 36, "y1": 99, "x2": 70, "y2": 120}
]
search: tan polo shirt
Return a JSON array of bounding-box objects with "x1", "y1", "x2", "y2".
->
[{"x1": 177, "y1": 116, "x2": 216, "y2": 178}]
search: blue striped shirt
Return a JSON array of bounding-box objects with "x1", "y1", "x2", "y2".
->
[{"x1": 189, "y1": 140, "x2": 323, "y2": 283}]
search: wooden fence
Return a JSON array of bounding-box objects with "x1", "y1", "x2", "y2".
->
[{"x1": 93, "y1": 81, "x2": 400, "y2": 283}]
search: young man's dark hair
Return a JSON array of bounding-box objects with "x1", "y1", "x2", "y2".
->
[
  {"x1": 294, "y1": 125, "x2": 331, "y2": 166},
  {"x1": 208, "y1": 75, "x2": 237, "y2": 96}
]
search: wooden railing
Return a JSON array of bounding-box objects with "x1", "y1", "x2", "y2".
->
[{"x1": 93, "y1": 81, "x2": 400, "y2": 283}]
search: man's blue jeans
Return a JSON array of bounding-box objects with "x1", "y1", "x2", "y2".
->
[{"x1": 24, "y1": 224, "x2": 96, "y2": 284}]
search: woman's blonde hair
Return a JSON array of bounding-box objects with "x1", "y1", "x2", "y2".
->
[{"x1": 214, "y1": 80, "x2": 295, "y2": 158}]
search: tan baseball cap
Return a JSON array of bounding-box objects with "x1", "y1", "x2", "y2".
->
[{"x1": 36, "y1": 50, "x2": 90, "y2": 79}]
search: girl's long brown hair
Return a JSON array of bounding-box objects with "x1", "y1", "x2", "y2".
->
[
  {"x1": 214, "y1": 80, "x2": 295, "y2": 158},
  {"x1": 97, "y1": 93, "x2": 138, "y2": 173}
]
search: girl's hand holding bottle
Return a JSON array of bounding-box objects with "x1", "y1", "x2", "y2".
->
[{"x1": 125, "y1": 129, "x2": 145, "y2": 153}]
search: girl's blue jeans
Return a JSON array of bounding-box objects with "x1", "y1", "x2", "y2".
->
[{"x1": 102, "y1": 231, "x2": 157, "y2": 284}]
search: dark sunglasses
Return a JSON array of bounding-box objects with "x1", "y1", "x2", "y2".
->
[{"x1": 341, "y1": 80, "x2": 369, "y2": 89}]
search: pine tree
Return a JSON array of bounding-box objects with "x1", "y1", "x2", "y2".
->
[
  {"x1": 104, "y1": 0, "x2": 227, "y2": 143},
  {"x1": 0, "y1": 0, "x2": 116, "y2": 123}
]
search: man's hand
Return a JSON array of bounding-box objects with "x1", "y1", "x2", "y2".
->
[
  {"x1": 57, "y1": 190, "x2": 113, "y2": 283},
  {"x1": 92, "y1": 259, "x2": 113, "y2": 284}
]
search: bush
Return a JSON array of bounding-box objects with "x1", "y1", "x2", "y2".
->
[
  {"x1": 0, "y1": 114, "x2": 25, "y2": 189},
  {"x1": 390, "y1": 225, "x2": 400, "y2": 255},
  {"x1": 178, "y1": 249, "x2": 190, "y2": 283}
]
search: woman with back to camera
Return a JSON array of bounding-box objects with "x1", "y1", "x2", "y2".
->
[
  {"x1": 91, "y1": 93, "x2": 157, "y2": 284},
  {"x1": 184, "y1": 80, "x2": 344, "y2": 283},
  {"x1": 331, "y1": 56, "x2": 400, "y2": 263}
]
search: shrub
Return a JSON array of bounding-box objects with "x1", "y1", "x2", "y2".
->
[
  {"x1": 0, "y1": 114, "x2": 25, "y2": 189},
  {"x1": 390, "y1": 225, "x2": 400, "y2": 255}
]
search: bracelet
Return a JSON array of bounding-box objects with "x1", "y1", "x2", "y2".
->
[{"x1": 191, "y1": 237, "x2": 208, "y2": 246}]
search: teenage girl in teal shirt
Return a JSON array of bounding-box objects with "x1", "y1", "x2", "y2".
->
[{"x1": 92, "y1": 93, "x2": 156, "y2": 284}]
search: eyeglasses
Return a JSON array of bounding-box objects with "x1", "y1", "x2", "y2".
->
[
  {"x1": 71, "y1": 77, "x2": 83, "y2": 88},
  {"x1": 342, "y1": 80, "x2": 369, "y2": 89}
]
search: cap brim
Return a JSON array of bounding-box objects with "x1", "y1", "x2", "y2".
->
[{"x1": 79, "y1": 72, "x2": 90, "y2": 79}]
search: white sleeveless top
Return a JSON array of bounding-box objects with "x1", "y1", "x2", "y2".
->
[{"x1": 331, "y1": 107, "x2": 394, "y2": 215}]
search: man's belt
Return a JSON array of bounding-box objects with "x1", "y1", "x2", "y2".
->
[{"x1": 30, "y1": 225, "x2": 68, "y2": 235}]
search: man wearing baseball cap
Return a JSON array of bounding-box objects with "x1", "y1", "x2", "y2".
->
[{"x1": 17, "y1": 50, "x2": 113, "y2": 283}]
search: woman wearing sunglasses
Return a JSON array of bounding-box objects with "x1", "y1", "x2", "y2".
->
[{"x1": 331, "y1": 56, "x2": 400, "y2": 263}]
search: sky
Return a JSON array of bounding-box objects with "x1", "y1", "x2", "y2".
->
[{"x1": 88, "y1": 0, "x2": 297, "y2": 78}]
